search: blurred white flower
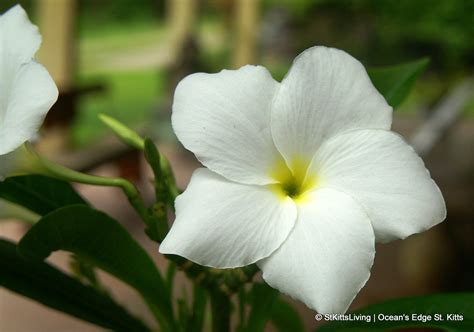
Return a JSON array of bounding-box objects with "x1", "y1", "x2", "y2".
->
[
  {"x1": 160, "y1": 46, "x2": 446, "y2": 313},
  {"x1": 0, "y1": 5, "x2": 58, "y2": 157}
]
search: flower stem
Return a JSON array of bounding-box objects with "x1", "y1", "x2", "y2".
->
[{"x1": 24, "y1": 143, "x2": 149, "y2": 223}]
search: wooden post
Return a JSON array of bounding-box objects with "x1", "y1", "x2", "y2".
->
[
  {"x1": 233, "y1": 0, "x2": 259, "y2": 68},
  {"x1": 167, "y1": 0, "x2": 198, "y2": 55},
  {"x1": 164, "y1": 0, "x2": 200, "y2": 111},
  {"x1": 36, "y1": 0, "x2": 77, "y2": 92}
]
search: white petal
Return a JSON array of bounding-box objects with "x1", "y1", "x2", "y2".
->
[
  {"x1": 0, "y1": 61, "x2": 58, "y2": 154},
  {"x1": 309, "y1": 129, "x2": 446, "y2": 243},
  {"x1": 258, "y1": 188, "x2": 375, "y2": 314},
  {"x1": 0, "y1": 5, "x2": 41, "y2": 65},
  {"x1": 172, "y1": 65, "x2": 282, "y2": 185},
  {"x1": 160, "y1": 168, "x2": 297, "y2": 268},
  {"x1": 0, "y1": 5, "x2": 58, "y2": 155},
  {"x1": 271, "y1": 46, "x2": 392, "y2": 169}
]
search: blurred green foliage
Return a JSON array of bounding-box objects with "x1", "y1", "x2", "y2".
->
[
  {"x1": 2, "y1": 0, "x2": 472, "y2": 146},
  {"x1": 265, "y1": 0, "x2": 473, "y2": 73},
  {"x1": 78, "y1": 0, "x2": 165, "y2": 23},
  {"x1": 0, "y1": 0, "x2": 32, "y2": 13},
  {"x1": 2, "y1": 1, "x2": 471, "y2": 75}
]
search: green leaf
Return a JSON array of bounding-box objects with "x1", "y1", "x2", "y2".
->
[
  {"x1": 238, "y1": 287, "x2": 248, "y2": 327},
  {"x1": 0, "y1": 174, "x2": 87, "y2": 215},
  {"x1": 166, "y1": 261, "x2": 177, "y2": 301},
  {"x1": 210, "y1": 289, "x2": 231, "y2": 332},
  {"x1": 177, "y1": 296, "x2": 190, "y2": 331},
  {"x1": 237, "y1": 283, "x2": 304, "y2": 332},
  {"x1": 0, "y1": 238, "x2": 149, "y2": 331},
  {"x1": 18, "y1": 205, "x2": 176, "y2": 331},
  {"x1": 245, "y1": 283, "x2": 280, "y2": 331},
  {"x1": 270, "y1": 298, "x2": 305, "y2": 332},
  {"x1": 368, "y1": 58, "x2": 429, "y2": 108},
  {"x1": 188, "y1": 284, "x2": 207, "y2": 332},
  {"x1": 317, "y1": 293, "x2": 474, "y2": 331}
]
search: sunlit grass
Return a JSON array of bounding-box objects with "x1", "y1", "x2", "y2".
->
[
  {"x1": 72, "y1": 70, "x2": 165, "y2": 147},
  {"x1": 73, "y1": 16, "x2": 168, "y2": 147}
]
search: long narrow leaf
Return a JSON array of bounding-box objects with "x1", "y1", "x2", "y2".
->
[
  {"x1": 0, "y1": 174, "x2": 87, "y2": 215},
  {"x1": 18, "y1": 205, "x2": 176, "y2": 331},
  {"x1": 245, "y1": 283, "x2": 280, "y2": 332},
  {"x1": 0, "y1": 238, "x2": 149, "y2": 331},
  {"x1": 188, "y1": 284, "x2": 207, "y2": 332},
  {"x1": 368, "y1": 58, "x2": 429, "y2": 108},
  {"x1": 270, "y1": 298, "x2": 305, "y2": 332}
]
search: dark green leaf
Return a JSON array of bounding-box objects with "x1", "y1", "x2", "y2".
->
[
  {"x1": 188, "y1": 284, "x2": 207, "y2": 332},
  {"x1": 270, "y1": 298, "x2": 305, "y2": 332},
  {"x1": 238, "y1": 287, "x2": 248, "y2": 327},
  {"x1": 177, "y1": 297, "x2": 190, "y2": 331},
  {"x1": 368, "y1": 58, "x2": 429, "y2": 108},
  {"x1": 0, "y1": 176, "x2": 104, "y2": 299},
  {"x1": 245, "y1": 283, "x2": 280, "y2": 332},
  {"x1": 0, "y1": 174, "x2": 87, "y2": 215},
  {"x1": 317, "y1": 293, "x2": 474, "y2": 331},
  {"x1": 166, "y1": 261, "x2": 176, "y2": 300},
  {"x1": 18, "y1": 205, "x2": 175, "y2": 331},
  {"x1": 210, "y1": 289, "x2": 231, "y2": 332},
  {"x1": 0, "y1": 238, "x2": 149, "y2": 331}
]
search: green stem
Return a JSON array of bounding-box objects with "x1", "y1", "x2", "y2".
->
[
  {"x1": 98, "y1": 113, "x2": 145, "y2": 150},
  {"x1": 143, "y1": 138, "x2": 179, "y2": 208},
  {"x1": 209, "y1": 289, "x2": 231, "y2": 332},
  {"x1": 24, "y1": 143, "x2": 149, "y2": 223},
  {"x1": 160, "y1": 156, "x2": 180, "y2": 204}
]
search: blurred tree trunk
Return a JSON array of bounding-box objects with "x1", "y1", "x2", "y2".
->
[
  {"x1": 36, "y1": 0, "x2": 77, "y2": 92},
  {"x1": 233, "y1": 0, "x2": 259, "y2": 68},
  {"x1": 167, "y1": 0, "x2": 198, "y2": 55},
  {"x1": 164, "y1": 0, "x2": 201, "y2": 111},
  {"x1": 35, "y1": 0, "x2": 78, "y2": 128}
]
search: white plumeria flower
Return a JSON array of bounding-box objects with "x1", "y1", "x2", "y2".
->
[
  {"x1": 160, "y1": 46, "x2": 446, "y2": 313},
  {"x1": 0, "y1": 5, "x2": 58, "y2": 156}
]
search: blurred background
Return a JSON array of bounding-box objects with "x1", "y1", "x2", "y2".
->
[{"x1": 0, "y1": 0, "x2": 473, "y2": 330}]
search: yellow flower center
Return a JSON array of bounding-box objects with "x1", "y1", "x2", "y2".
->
[{"x1": 269, "y1": 157, "x2": 317, "y2": 203}]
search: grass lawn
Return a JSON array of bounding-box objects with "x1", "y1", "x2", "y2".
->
[
  {"x1": 73, "y1": 70, "x2": 165, "y2": 147},
  {"x1": 72, "y1": 17, "x2": 167, "y2": 147},
  {"x1": 72, "y1": 16, "x2": 227, "y2": 147}
]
